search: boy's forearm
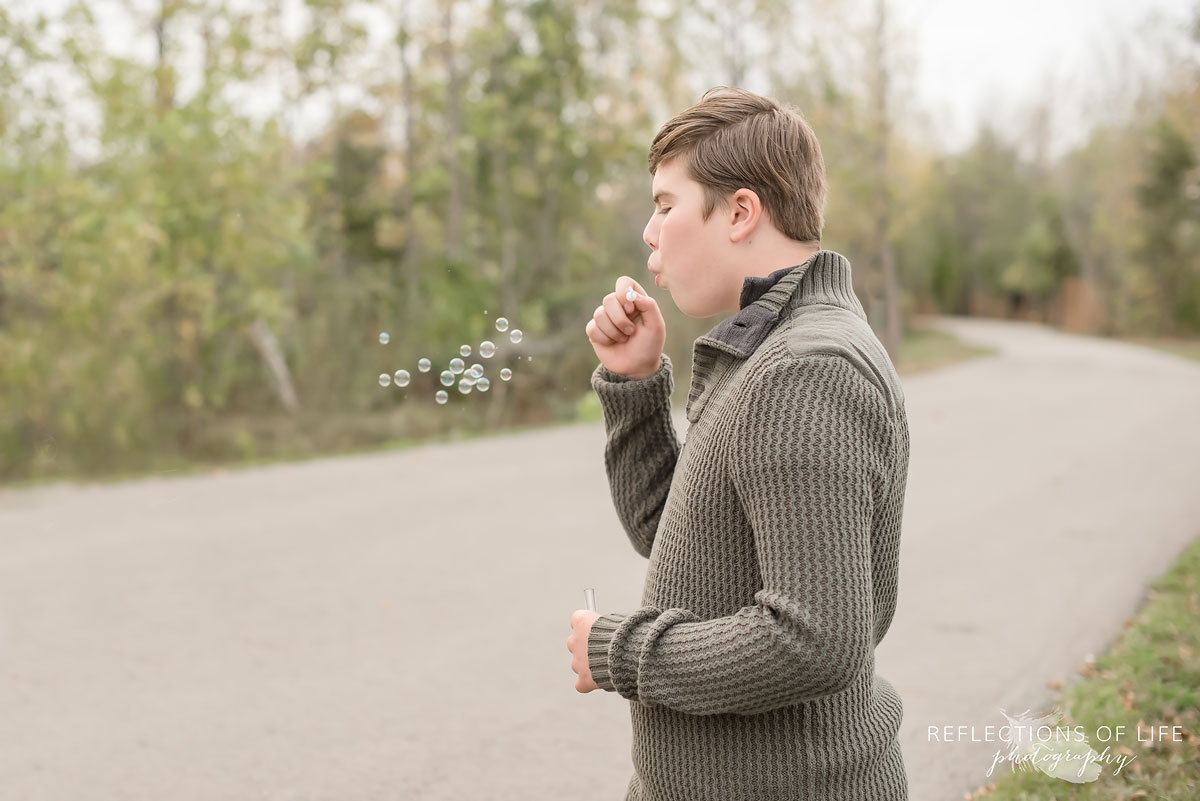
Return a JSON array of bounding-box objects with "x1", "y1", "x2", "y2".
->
[
  {"x1": 591, "y1": 354, "x2": 681, "y2": 558},
  {"x1": 586, "y1": 591, "x2": 873, "y2": 715}
]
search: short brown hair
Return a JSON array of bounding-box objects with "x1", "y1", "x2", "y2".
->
[{"x1": 647, "y1": 87, "x2": 827, "y2": 243}]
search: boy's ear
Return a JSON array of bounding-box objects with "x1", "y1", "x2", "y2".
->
[{"x1": 729, "y1": 188, "x2": 764, "y2": 242}]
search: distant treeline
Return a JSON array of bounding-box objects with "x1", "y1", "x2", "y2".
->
[{"x1": 1, "y1": 1, "x2": 1197, "y2": 481}]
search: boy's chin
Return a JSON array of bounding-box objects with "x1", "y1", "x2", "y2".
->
[{"x1": 678, "y1": 298, "x2": 726, "y2": 320}]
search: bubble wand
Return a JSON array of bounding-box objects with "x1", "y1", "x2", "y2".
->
[{"x1": 571, "y1": 588, "x2": 598, "y2": 634}]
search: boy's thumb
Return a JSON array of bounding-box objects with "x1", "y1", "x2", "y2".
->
[{"x1": 623, "y1": 281, "x2": 652, "y2": 311}]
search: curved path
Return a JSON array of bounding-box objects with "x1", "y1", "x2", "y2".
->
[{"x1": 1, "y1": 316, "x2": 1198, "y2": 800}]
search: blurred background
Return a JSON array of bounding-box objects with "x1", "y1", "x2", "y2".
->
[
  {"x1": 3, "y1": 3, "x2": 1200, "y2": 800},
  {"x1": 2, "y1": 0, "x2": 1197, "y2": 483}
]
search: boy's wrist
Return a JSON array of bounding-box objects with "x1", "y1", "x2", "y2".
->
[
  {"x1": 621, "y1": 366, "x2": 658, "y2": 380},
  {"x1": 598, "y1": 353, "x2": 669, "y2": 383}
]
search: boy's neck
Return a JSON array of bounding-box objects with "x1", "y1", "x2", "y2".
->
[{"x1": 726, "y1": 241, "x2": 821, "y2": 314}]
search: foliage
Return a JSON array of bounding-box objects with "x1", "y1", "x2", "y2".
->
[{"x1": 1, "y1": 0, "x2": 1197, "y2": 481}]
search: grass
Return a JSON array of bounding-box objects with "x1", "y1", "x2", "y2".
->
[
  {"x1": 896, "y1": 324, "x2": 997, "y2": 375},
  {"x1": 3, "y1": 405, "x2": 590, "y2": 490},
  {"x1": 963, "y1": 534, "x2": 1200, "y2": 800},
  {"x1": 5, "y1": 325, "x2": 992, "y2": 488},
  {"x1": 1120, "y1": 337, "x2": 1200, "y2": 364}
]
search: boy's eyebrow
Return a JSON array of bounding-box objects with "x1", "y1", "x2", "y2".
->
[{"x1": 653, "y1": 191, "x2": 676, "y2": 205}]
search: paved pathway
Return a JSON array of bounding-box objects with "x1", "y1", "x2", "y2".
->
[{"x1": 1, "y1": 316, "x2": 1198, "y2": 800}]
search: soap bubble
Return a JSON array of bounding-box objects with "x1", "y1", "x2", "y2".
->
[
  {"x1": 509, "y1": 329, "x2": 523, "y2": 344},
  {"x1": 435, "y1": 390, "x2": 448, "y2": 405},
  {"x1": 393, "y1": 369, "x2": 410, "y2": 387},
  {"x1": 449, "y1": 358, "x2": 465, "y2": 374},
  {"x1": 479, "y1": 340, "x2": 496, "y2": 358},
  {"x1": 477, "y1": 377, "x2": 491, "y2": 392},
  {"x1": 460, "y1": 344, "x2": 471, "y2": 357},
  {"x1": 469, "y1": 363, "x2": 483, "y2": 378},
  {"x1": 378, "y1": 332, "x2": 390, "y2": 345},
  {"x1": 500, "y1": 368, "x2": 512, "y2": 381},
  {"x1": 495, "y1": 317, "x2": 509, "y2": 332},
  {"x1": 417, "y1": 358, "x2": 431, "y2": 372},
  {"x1": 440, "y1": 370, "x2": 455, "y2": 386},
  {"x1": 457, "y1": 378, "x2": 473, "y2": 394},
  {"x1": 378, "y1": 373, "x2": 391, "y2": 387}
]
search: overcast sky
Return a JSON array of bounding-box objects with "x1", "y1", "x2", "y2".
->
[
  {"x1": 892, "y1": 0, "x2": 1196, "y2": 150},
  {"x1": 21, "y1": 0, "x2": 1200, "y2": 156}
]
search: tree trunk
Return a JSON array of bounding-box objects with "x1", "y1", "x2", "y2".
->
[
  {"x1": 484, "y1": 1, "x2": 518, "y2": 429},
  {"x1": 871, "y1": 0, "x2": 902, "y2": 357},
  {"x1": 442, "y1": 0, "x2": 464, "y2": 263},
  {"x1": 397, "y1": 0, "x2": 424, "y2": 333},
  {"x1": 249, "y1": 319, "x2": 301, "y2": 412}
]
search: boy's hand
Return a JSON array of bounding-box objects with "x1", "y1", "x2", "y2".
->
[
  {"x1": 585, "y1": 277, "x2": 666, "y2": 380},
  {"x1": 566, "y1": 609, "x2": 604, "y2": 693}
]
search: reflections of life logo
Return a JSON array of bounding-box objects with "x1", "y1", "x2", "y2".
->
[{"x1": 989, "y1": 706, "x2": 1132, "y2": 783}]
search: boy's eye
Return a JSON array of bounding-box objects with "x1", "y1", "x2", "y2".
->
[{"x1": 657, "y1": 208, "x2": 670, "y2": 215}]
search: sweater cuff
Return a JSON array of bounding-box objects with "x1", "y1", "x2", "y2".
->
[
  {"x1": 591, "y1": 353, "x2": 673, "y2": 394},
  {"x1": 587, "y1": 613, "x2": 626, "y2": 693},
  {"x1": 586, "y1": 607, "x2": 662, "y2": 700}
]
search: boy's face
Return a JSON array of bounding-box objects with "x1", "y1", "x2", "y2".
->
[{"x1": 643, "y1": 158, "x2": 734, "y2": 318}]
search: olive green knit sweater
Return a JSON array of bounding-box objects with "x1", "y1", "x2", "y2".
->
[{"x1": 587, "y1": 250, "x2": 909, "y2": 801}]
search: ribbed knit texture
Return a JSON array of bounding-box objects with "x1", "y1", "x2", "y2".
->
[{"x1": 588, "y1": 250, "x2": 910, "y2": 800}]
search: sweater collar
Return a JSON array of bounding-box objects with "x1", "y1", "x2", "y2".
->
[
  {"x1": 696, "y1": 250, "x2": 867, "y2": 360},
  {"x1": 738, "y1": 263, "x2": 801, "y2": 309}
]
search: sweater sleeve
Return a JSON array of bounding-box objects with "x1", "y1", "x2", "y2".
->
[
  {"x1": 590, "y1": 353, "x2": 682, "y2": 559},
  {"x1": 587, "y1": 354, "x2": 892, "y2": 715}
]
